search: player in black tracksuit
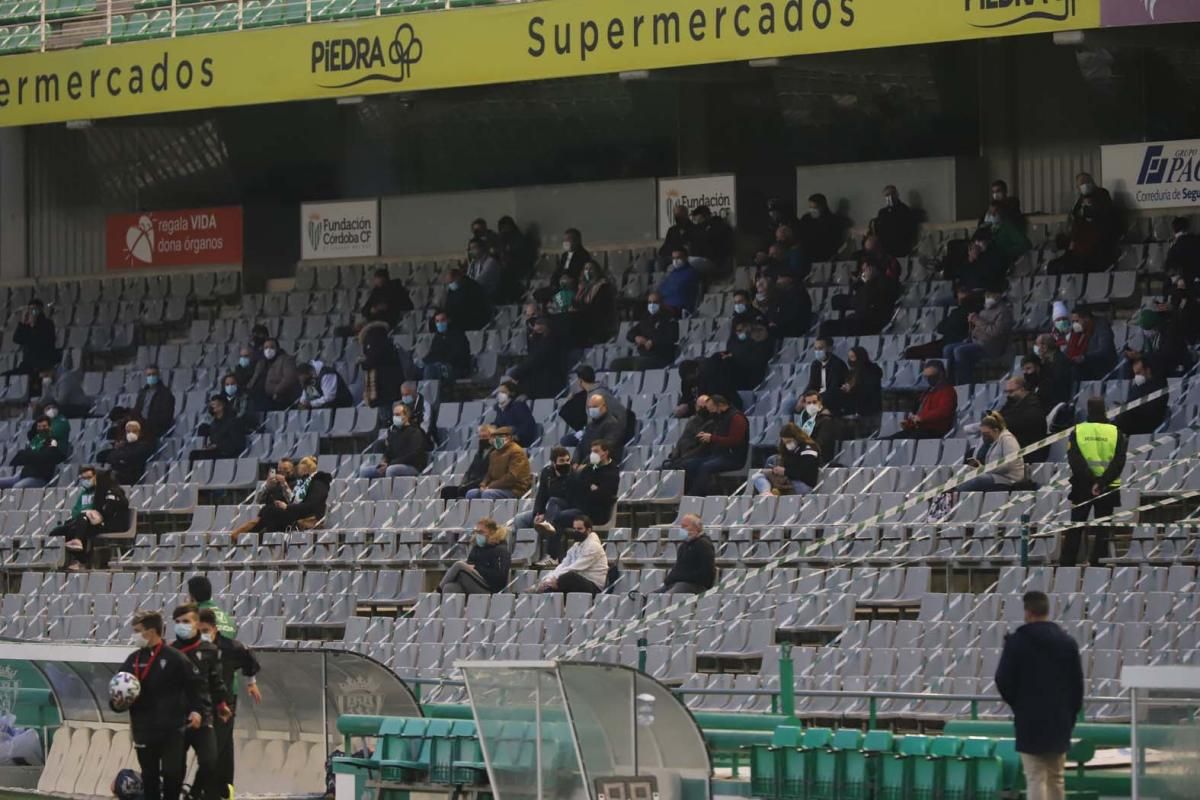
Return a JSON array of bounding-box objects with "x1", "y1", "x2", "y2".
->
[
  {"x1": 198, "y1": 607, "x2": 263, "y2": 799},
  {"x1": 171, "y1": 605, "x2": 230, "y2": 800},
  {"x1": 113, "y1": 611, "x2": 211, "y2": 800}
]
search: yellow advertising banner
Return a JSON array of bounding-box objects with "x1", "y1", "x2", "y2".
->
[{"x1": 0, "y1": 0, "x2": 1099, "y2": 126}]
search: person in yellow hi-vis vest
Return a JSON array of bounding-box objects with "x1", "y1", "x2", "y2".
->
[{"x1": 1063, "y1": 397, "x2": 1128, "y2": 566}]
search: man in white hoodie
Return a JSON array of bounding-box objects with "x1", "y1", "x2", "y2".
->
[{"x1": 535, "y1": 515, "x2": 608, "y2": 595}]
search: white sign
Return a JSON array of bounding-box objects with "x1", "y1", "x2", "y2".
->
[
  {"x1": 300, "y1": 199, "x2": 379, "y2": 260},
  {"x1": 1101, "y1": 138, "x2": 1200, "y2": 210},
  {"x1": 656, "y1": 174, "x2": 736, "y2": 238}
]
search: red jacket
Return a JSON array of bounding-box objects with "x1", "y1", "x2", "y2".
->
[{"x1": 915, "y1": 383, "x2": 957, "y2": 435}]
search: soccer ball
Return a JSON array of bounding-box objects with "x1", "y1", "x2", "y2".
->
[{"x1": 109, "y1": 672, "x2": 141, "y2": 709}]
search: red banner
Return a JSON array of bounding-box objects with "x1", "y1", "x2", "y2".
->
[{"x1": 105, "y1": 206, "x2": 243, "y2": 269}]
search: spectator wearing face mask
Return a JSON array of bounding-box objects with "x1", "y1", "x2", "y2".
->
[
  {"x1": 134, "y1": 365, "x2": 176, "y2": 441},
  {"x1": 978, "y1": 199, "x2": 1031, "y2": 265},
  {"x1": 1065, "y1": 306, "x2": 1117, "y2": 381},
  {"x1": 1116, "y1": 357, "x2": 1168, "y2": 436},
  {"x1": 979, "y1": 180, "x2": 1024, "y2": 230},
  {"x1": 886, "y1": 361, "x2": 957, "y2": 440},
  {"x1": 557, "y1": 366, "x2": 628, "y2": 444},
  {"x1": 573, "y1": 394, "x2": 626, "y2": 464},
  {"x1": 232, "y1": 456, "x2": 331, "y2": 537},
  {"x1": 681, "y1": 395, "x2": 748, "y2": 496},
  {"x1": 6, "y1": 298, "x2": 58, "y2": 378},
  {"x1": 1030, "y1": 336, "x2": 1074, "y2": 413},
  {"x1": 688, "y1": 205, "x2": 735, "y2": 279},
  {"x1": 296, "y1": 361, "x2": 353, "y2": 410},
  {"x1": 1050, "y1": 301, "x2": 1072, "y2": 350},
  {"x1": 870, "y1": 185, "x2": 920, "y2": 258},
  {"x1": 189, "y1": 395, "x2": 249, "y2": 461},
  {"x1": 820, "y1": 257, "x2": 897, "y2": 338},
  {"x1": 360, "y1": 321, "x2": 412, "y2": 428},
  {"x1": 398, "y1": 381, "x2": 432, "y2": 436},
  {"x1": 514, "y1": 446, "x2": 574, "y2": 535},
  {"x1": 97, "y1": 420, "x2": 154, "y2": 485},
  {"x1": 31, "y1": 366, "x2": 91, "y2": 418},
  {"x1": 958, "y1": 411, "x2": 1025, "y2": 492},
  {"x1": 793, "y1": 391, "x2": 838, "y2": 466},
  {"x1": 752, "y1": 422, "x2": 820, "y2": 496},
  {"x1": 609, "y1": 293, "x2": 679, "y2": 371},
  {"x1": 802, "y1": 339, "x2": 849, "y2": 415},
  {"x1": 465, "y1": 426, "x2": 532, "y2": 500},
  {"x1": 534, "y1": 440, "x2": 619, "y2": 566},
  {"x1": 716, "y1": 321, "x2": 772, "y2": 391},
  {"x1": 1049, "y1": 173, "x2": 1119, "y2": 274},
  {"x1": 659, "y1": 206, "x2": 696, "y2": 268},
  {"x1": 491, "y1": 380, "x2": 538, "y2": 446},
  {"x1": 361, "y1": 268, "x2": 414, "y2": 329},
  {"x1": 842, "y1": 346, "x2": 884, "y2": 423},
  {"x1": 944, "y1": 290, "x2": 1013, "y2": 385},
  {"x1": 466, "y1": 237, "x2": 502, "y2": 295},
  {"x1": 439, "y1": 517, "x2": 511, "y2": 594},
  {"x1": 536, "y1": 228, "x2": 592, "y2": 305},
  {"x1": 1126, "y1": 307, "x2": 1196, "y2": 379},
  {"x1": 730, "y1": 289, "x2": 768, "y2": 331},
  {"x1": 233, "y1": 346, "x2": 257, "y2": 390},
  {"x1": 658, "y1": 248, "x2": 702, "y2": 315},
  {"x1": 509, "y1": 315, "x2": 568, "y2": 400},
  {"x1": 535, "y1": 515, "x2": 608, "y2": 596},
  {"x1": 422, "y1": 311, "x2": 472, "y2": 381},
  {"x1": 572, "y1": 261, "x2": 618, "y2": 346},
  {"x1": 0, "y1": 415, "x2": 66, "y2": 489},
  {"x1": 50, "y1": 466, "x2": 130, "y2": 569},
  {"x1": 797, "y1": 193, "x2": 846, "y2": 263},
  {"x1": 359, "y1": 403, "x2": 428, "y2": 478},
  {"x1": 249, "y1": 340, "x2": 300, "y2": 411},
  {"x1": 220, "y1": 373, "x2": 258, "y2": 428},
  {"x1": 664, "y1": 394, "x2": 716, "y2": 469},
  {"x1": 442, "y1": 268, "x2": 492, "y2": 331},
  {"x1": 658, "y1": 513, "x2": 716, "y2": 595},
  {"x1": 38, "y1": 400, "x2": 71, "y2": 444}
]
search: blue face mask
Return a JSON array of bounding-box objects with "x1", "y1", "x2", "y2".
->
[
  {"x1": 587, "y1": 407, "x2": 601, "y2": 420},
  {"x1": 224, "y1": 384, "x2": 238, "y2": 397},
  {"x1": 401, "y1": 395, "x2": 414, "y2": 405},
  {"x1": 145, "y1": 375, "x2": 159, "y2": 386},
  {"x1": 435, "y1": 321, "x2": 449, "y2": 333},
  {"x1": 79, "y1": 477, "x2": 94, "y2": 489},
  {"x1": 238, "y1": 356, "x2": 251, "y2": 368},
  {"x1": 174, "y1": 623, "x2": 195, "y2": 640},
  {"x1": 448, "y1": 282, "x2": 460, "y2": 292},
  {"x1": 736, "y1": 332, "x2": 748, "y2": 341},
  {"x1": 474, "y1": 534, "x2": 487, "y2": 548}
]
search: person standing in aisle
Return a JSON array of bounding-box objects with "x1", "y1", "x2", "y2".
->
[
  {"x1": 171, "y1": 605, "x2": 230, "y2": 800},
  {"x1": 197, "y1": 608, "x2": 262, "y2": 800}
]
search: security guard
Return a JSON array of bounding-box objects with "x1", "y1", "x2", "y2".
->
[{"x1": 1063, "y1": 396, "x2": 1127, "y2": 566}]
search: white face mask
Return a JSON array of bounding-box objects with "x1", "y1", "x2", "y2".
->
[
  {"x1": 1079, "y1": 183, "x2": 1094, "y2": 196},
  {"x1": 588, "y1": 451, "x2": 603, "y2": 466},
  {"x1": 733, "y1": 303, "x2": 747, "y2": 314},
  {"x1": 984, "y1": 297, "x2": 997, "y2": 309},
  {"x1": 126, "y1": 433, "x2": 139, "y2": 443},
  {"x1": 783, "y1": 440, "x2": 798, "y2": 452},
  {"x1": 647, "y1": 303, "x2": 660, "y2": 315},
  {"x1": 805, "y1": 403, "x2": 820, "y2": 417},
  {"x1": 392, "y1": 415, "x2": 406, "y2": 427},
  {"x1": 45, "y1": 408, "x2": 59, "y2": 419},
  {"x1": 263, "y1": 348, "x2": 277, "y2": 360},
  {"x1": 1071, "y1": 321, "x2": 1084, "y2": 334},
  {"x1": 130, "y1": 633, "x2": 148, "y2": 648},
  {"x1": 497, "y1": 391, "x2": 510, "y2": 406},
  {"x1": 755, "y1": 292, "x2": 767, "y2": 302},
  {"x1": 672, "y1": 258, "x2": 685, "y2": 269},
  {"x1": 1132, "y1": 374, "x2": 1147, "y2": 387},
  {"x1": 1032, "y1": 345, "x2": 1042, "y2": 357},
  {"x1": 200, "y1": 633, "x2": 214, "y2": 643}
]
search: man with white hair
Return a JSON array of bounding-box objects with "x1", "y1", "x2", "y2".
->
[{"x1": 658, "y1": 514, "x2": 715, "y2": 594}]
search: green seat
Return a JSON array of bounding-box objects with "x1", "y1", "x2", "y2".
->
[
  {"x1": 350, "y1": 0, "x2": 373, "y2": 16},
  {"x1": 449, "y1": 720, "x2": 487, "y2": 785},
  {"x1": 750, "y1": 725, "x2": 802, "y2": 799},
  {"x1": 880, "y1": 735, "x2": 929, "y2": 800},
  {"x1": 426, "y1": 718, "x2": 457, "y2": 784},
  {"x1": 208, "y1": 2, "x2": 237, "y2": 30},
  {"x1": 843, "y1": 729, "x2": 893, "y2": 800},
  {"x1": 239, "y1": 0, "x2": 261, "y2": 26},
  {"x1": 143, "y1": 9, "x2": 171, "y2": 37},
  {"x1": 249, "y1": 0, "x2": 279, "y2": 26},
  {"x1": 912, "y1": 736, "x2": 962, "y2": 800},
  {"x1": 12, "y1": 0, "x2": 38, "y2": 22},
  {"x1": 795, "y1": 727, "x2": 834, "y2": 800},
  {"x1": 173, "y1": 7, "x2": 194, "y2": 34},
  {"x1": 118, "y1": 10, "x2": 148, "y2": 39},
  {"x1": 993, "y1": 738, "x2": 1023, "y2": 796},
  {"x1": 182, "y1": 3, "x2": 215, "y2": 32},
  {"x1": 83, "y1": 13, "x2": 118, "y2": 43},
  {"x1": 959, "y1": 738, "x2": 1001, "y2": 800},
  {"x1": 0, "y1": 27, "x2": 9, "y2": 50},
  {"x1": 310, "y1": 0, "x2": 336, "y2": 18},
  {"x1": 815, "y1": 728, "x2": 864, "y2": 800},
  {"x1": 0, "y1": 4, "x2": 15, "y2": 23},
  {"x1": 3, "y1": 23, "x2": 28, "y2": 50},
  {"x1": 281, "y1": 0, "x2": 304, "y2": 23}
]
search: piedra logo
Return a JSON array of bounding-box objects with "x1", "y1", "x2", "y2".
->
[
  {"x1": 965, "y1": 0, "x2": 1077, "y2": 29},
  {"x1": 312, "y1": 23, "x2": 423, "y2": 89}
]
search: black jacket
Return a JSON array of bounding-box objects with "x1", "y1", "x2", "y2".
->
[
  {"x1": 289, "y1": 471, "x2": 332, "y2": 520},
  {"x1": 805, "y1": 355, "x2": 849, "y2": 413},
  {"x1": 625, "y1": 313, "x2": 678, "y2": 368},
  {"x1": 564, "y1": 461, "x2": 619, "y2": 525},
  {"x1": 658, "y1": 221, "x2": 695, "y2": 263},
  {"x1": 574, "y1": 412, "x2": 625, "y2": 464},
  {"x1": 114, "y1": 643, "x2": 210, "y2": 744},
  {"x1": 173, "y1": 637, "x2": 231, "y2": 725},
  {"x1": 995, "y1": 621, "x2": 1083, "y2": 755},
  {"x1": 764, "y1": 286, "x2": 812, "y2": 340},
  {"x1": 13, "y1": 434, "x2": 66, "y2": 481},
  {"x1": 1166, "y1": 233, "x2": 1200, "y2": 283},
  {"x1": 360, "y1": 324, "x2": 407, "y2": 409},
  {"x1": 197, "y1": 413, "x2": 248, "y2": 459},
  {"x1": 1118, "y1": 377, "x2": 1168, "y2": 436},
  {"x1": 692, "y1": 217, "x2": 734, "y2": 263},
  {"x1": 98, "y1": 439, "x2": 155, "y2": 485},
  {"x1": 778, "y1": 442, "x2": 820, "y2": 488},
  {"x1": 425, "y1": 330, "x2": 472, "y2": 374},
  {"x1": 1000, "y1": 393, "x2": 1047, "y2": 455},
  {"x1": 467, "y1": 543, "x2": 511, "y2": 592},
  {"x1": 444, "y1": 276, "x2": 492, "y2": 331},
  {"x1": 873, "y1": 201, "x2": 919, "y2": 257},
  {"x1": 797, "y1": 211, "x2": 845, "y2": 263},
  {"x1": 847, "y1": 277, "x2": 895, "y2": 333},
  {"x1": 532, "y1": 463, "x2": 572, "y2": 516},
  {"x1": 1036, "y1": 351, "x2": 1074, "y2": 412},
  {"x1": 133, "y1": 385, "x2": 177, "y2": 441},
  {"x1": 845, "y1": 362, "x2": 883, "y2": 417},
  {"x1": 550, "y1": 247, "x2": 592, "y2": 288},
  {"x1": 665, "y1": 534, "x2": 716, "y2": 590},
  {"x1": 374, "y1": 424, "x2": 428, "y2": 471},
  {"x1": 13, "y1": 315, "x2": 58, "y2": 372},
  {"x1": 212, "y1": 633, "x2": 261, "y2": 712},
  {"x1": 362, "y1": 280, "x2": 414, "y2": 328},
  {"x1": 724, "y1": 337, "x2": 772, "y2": 391},
  {"x1": 510, "y1": 333, "x2": 567, "y2": 400}
]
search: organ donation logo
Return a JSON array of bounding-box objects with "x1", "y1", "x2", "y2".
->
[
  {"x1": 105, "y1": 207, "x2": 243, "y2": 270},
  {"x1": 125, "y1": 216, "x2": 156, "y2": 265}
]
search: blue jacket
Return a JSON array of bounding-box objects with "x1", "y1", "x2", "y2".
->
[
  {"x1": 493, "y1": 400, "x2": 538, "y2": 447},
  {"x1": 658, "y1": 264, "x2": 701, "y2": 313},
  {"x1": 995, "y1": 620, "x2": 1083, "y2": 755}
]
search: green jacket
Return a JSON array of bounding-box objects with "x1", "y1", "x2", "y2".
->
[{"x1": 198, "y1": 599, "x2": 237, "y2": 639}]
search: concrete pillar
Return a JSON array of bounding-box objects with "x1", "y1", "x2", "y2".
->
[{"x1": 0, "y1": 126, "x2": 26, "y2": 280}]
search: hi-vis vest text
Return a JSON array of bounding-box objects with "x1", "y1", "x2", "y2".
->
[{"x1": 1074, "y1": 422, "x2": 1120, "y2": 487}]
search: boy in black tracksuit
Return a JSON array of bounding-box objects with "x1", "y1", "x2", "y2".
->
[
  {"x1": 198, "y1": 608, "x2": 263, "y2": 799},
  {"x1": 171, "y1": 605, "x2": 230, "y2": 800},
  {"x1": 112, "y1": 611, "x2": 210, "y2": 800}
]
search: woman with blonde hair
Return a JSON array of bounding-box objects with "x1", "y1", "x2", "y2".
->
[
  {"x1": 439, "y1": 517, "x2": 512, "y2": 594},
  {"x1": 751, "y1": 421, "x2": 820, "y2": 496},
  {"x1": 959, "y1": 411, "x2": 1025, "y2": 492},
  {"x1": 232, "y1": 455, "x2": 331, "y2": 538}
]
